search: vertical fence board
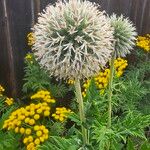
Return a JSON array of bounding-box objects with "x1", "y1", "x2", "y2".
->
[
  {"x1": 0, "y1": 0, "x2": 11, "y2": 96},
  {"x1": 4, "y1": 0, "x2": 33, "y2": 97},
  {"x1": 0, "y1": 0, "x2": 17, "y2": 97},
  {"x1": 0, "y1": 0, "x2": 149, "y2": 97}
]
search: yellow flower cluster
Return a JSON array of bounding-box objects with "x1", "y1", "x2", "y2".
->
[
  {"x1": 52, "y1": 107, "x2": 71, "y2": 122},
  {"x1": 31, "y1": 90, "x2": 56, "y2": 104},
  {"x1": 5, "y1": 97, "x2": 14, "y2": 106},
  {"x1": 114, "y1": 58, "x2": 128, "y2": 77},
  {"x1": 3, "y1": 90, "x2": 54, "y2": 150},
  {"x1": 82, "y1": 58, "x2": 128, "y2": 97},
  {"x1": 25, "y1": 53, "x2": 33, "y2": 63},
  {"x1": 3, "y1": 102, "x2": 51, "y2": 130},
  {"x1": 23, "y1": 125, "x2": 49, "y2": 150},
  {"x1": 94, "y1": 69, "x2": 110, "y2": 95},
  {"x1": 0, "y1": 85, "x2": 5, "y2": 96},
  {"x1": 0, "y1": 85, "x2": 14, "y2": 106},
  {"x1": 67, "y1": 79, "x2": 75, "y2": 85},
  {"x1": 136, "y1": 34, "x2": 150, "y2": 52},
  {"x1": 27, "y1": 32, "x2": 35, "y2": 46},
  {"x1": 82, "y1": 80, "x2": 91, "y2": 97}
]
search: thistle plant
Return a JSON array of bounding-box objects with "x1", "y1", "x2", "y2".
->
[
  {"x1": 110, "y1": 14, "x2": 137, "y2": 58},
  {"x1": 107, "y1": 14, "x2": 137, "y2": 142},
  {"x1": 32, "y1": 0, "x2": 114, "y2": 146}
]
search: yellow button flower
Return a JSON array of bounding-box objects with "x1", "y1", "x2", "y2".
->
[
  {"x1": 20, "y1": 127, "x2": 25, "y2": 134},
  {"x1": 34, "y1": 114, "x2": 40, "y2": 120},
  {"x1": 25, "y1": 128, "x2": 32, "y2": 135},
  {"x1": 36, "y1": 131, "x2": 42, "y2": 137},
  {"x1": 29, "y1": 119, "x2": 35, "y2": 125},
  {"x1": 44, "y1": 111, "x2": 50, "y2": 116},
  {"x1": 34, "y1": 138, "x2": 40, "y2": 145}
]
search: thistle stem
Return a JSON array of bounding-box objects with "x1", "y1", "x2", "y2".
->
[
  {"x1": 107, "y1": 53, "x2": 115, "y2": 128},
  {"x1": 107, "y1": 53, "x2": 115, "y2": 150},
  {"x1": 75, "y1": 78, "x2": 88, "y2": 146}
]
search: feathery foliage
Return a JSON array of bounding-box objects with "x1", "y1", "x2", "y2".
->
[
  {"x1": 0, "y1": 131, "x2": 21, "y2": 150},
  {"x1": 23, "y1": 53, "x2": 69, "y2": 98}
]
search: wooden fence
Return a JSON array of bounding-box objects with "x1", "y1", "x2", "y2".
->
[{"x1": 0, "y1": 0, "x2": 150, "y2": 97}]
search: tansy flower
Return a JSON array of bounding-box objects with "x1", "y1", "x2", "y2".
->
[
  {"x1": 67, "y1": 79, "x2": 75, "y2": 85},
  {"x1": 25, "y1": 53, "x2": 33, "y2": 63},
  {"x1": 32, "y1": 0, "x2": 114, "y2": 80},
  {"x1": 27, "y1": 32, "x2": 35, "y2": 46},
  {"x1": 31, "y1": 90, "x2": 56, "y2": 104},
  {"x1": 5, "y1": 98, "x2": 14, "y2": 106},
  {"x1": 82, "y1": 58, "x2": 128, "y2": 97},
  {"x1": 52, "y1": 107, "x2": 72, "y2": 122},
  {"x1": 136, "y1": 34, "x2": 150, "y2": 52},
  {"x1": 110, "y1": 14, "x2": 137, "y2": 57},
  {"x1": 0, "y1": 85, "x2": 5, "y2": 96},
  {"x1": 114, "y1": 58, "x2": 128, "y2": 77}
]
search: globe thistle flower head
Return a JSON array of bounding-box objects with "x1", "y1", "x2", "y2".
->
[
  {"x1": 110, "y1": 14, "x2": 137, "y2": 57},
  {"x1": 32, "y1": 0, "x2": 114, "y2": 80}
]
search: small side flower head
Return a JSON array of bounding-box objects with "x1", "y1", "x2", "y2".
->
[{"x1": 110, "y1": 14, "x2": 137, "y2": 57}]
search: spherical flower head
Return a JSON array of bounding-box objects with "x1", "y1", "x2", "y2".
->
[
  {"x1": 110, "y1": 14, "x2": 137, "y2": 57},
  {"x1": 32, "y1": 0, "x2": 114, "y2": 80}
]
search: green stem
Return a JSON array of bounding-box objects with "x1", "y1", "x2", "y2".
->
[
  {"x1": 74, "y1": 78, "x2": 88, "y2": 146},
  {"x1": 107, "y1": 53, "x2": 115, "y2": 150},
  {"x1": 107, "y1": 53, "x2": 115, "y2": 128}
]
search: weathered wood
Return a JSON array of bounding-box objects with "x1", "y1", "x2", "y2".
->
[
  {"x1": 0, "y1": 0, "x2": 17, "y2": 97},
  {"x1": 0, "y1": 0, "x2": 149, "y2": 97}
]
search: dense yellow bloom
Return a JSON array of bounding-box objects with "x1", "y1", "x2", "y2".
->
[
  {"x1": 114, "y1": 58, "x2": 128, "y2": 77},
  {"x1": 136, "y1": 34, "x2": 150, "y2": 52},
  {"x1": 31, "y1": 90, "x2": 56, "y2": 104},
  {"x1": 3, "y1": 89, "x2": 70, "y2": 150},
  {"x1": 82, "y1": 58, "x2": 128, "y2": 97},
  {"x1": 5, "y1": 98, "x2": 14, "y2": 106},
  {"x1": 0, "y1": 85, "x2": 5, "y2": 96},
  {"x1": 3, "y1": 101, "x2": 51, "y2": 149},
  {"x1": 22, "y1": 125, "x2": 49, "y2": 149},
  {"x1": 27, "y1": 32, "x2": 35, "y2": 46},
  {"x1": 52, "y1": 107, "x2": 72, "y2": 122}
]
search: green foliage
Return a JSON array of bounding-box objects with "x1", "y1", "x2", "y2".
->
[
  {"x1": 66, "y1": 55, "x2": 150, "y2": 149},
  {"x1": 23, "y1": 54, "x2": 70, "y2": 98},
  {"x1": 84, "y1": 79, "x2": 108, "y2": 126},
  {"x1": 140, "y1": 141, "x2": 150, "y2": 150},
  {"x1": 0, "y1": 105, "x2": 17, "y2": 129},
  {"x1": 0, "y1": 131, "x2": 21, "y2": 150},
  {"x1": 114, "y1": 111, "x2": 150, "y2": 140},
  {"x1": 0, "y1": 96, "x2": 7, "y2": 114},
  {"x1": 39, "y1": 136, "x2": 79, "y2": 150},
  {"x1": 47, "y1": 121, "x2": 65, "y2": 136},
  {"x1": 126, "y1": 138, "x2": 135, "y2": 150},
  {"x1": 23, "y1": 55, "x2": 50, "y2": 93},
  {"x1": 49, "y1": 83, "x2": 69, "y2": 99}
]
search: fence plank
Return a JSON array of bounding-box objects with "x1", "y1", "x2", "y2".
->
[{"x1": 0, "y1": 0, "x2": 17, "y2": 97}]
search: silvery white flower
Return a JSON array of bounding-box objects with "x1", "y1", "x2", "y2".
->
[
  {"x1": 32, "y1": 0, "x2": 114, "y2": 80},
  {"x1": 110, "y1": 14, "x2": 137, "y2": 57}
]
